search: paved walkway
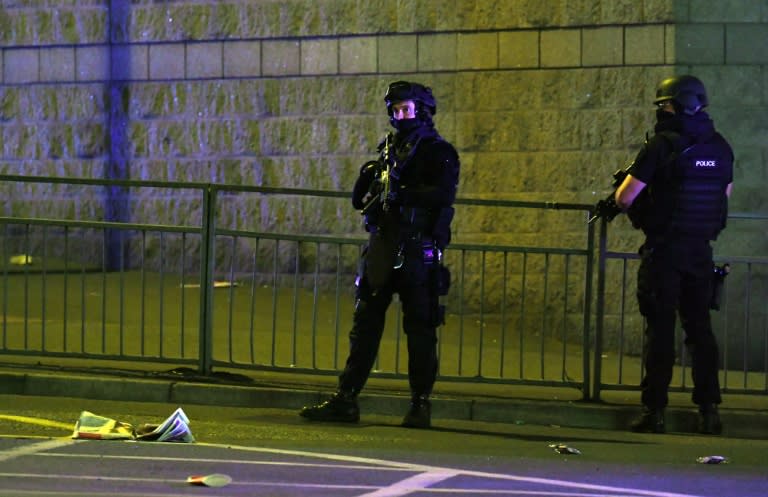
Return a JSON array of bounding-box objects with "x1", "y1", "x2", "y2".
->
[{"x1": 1, "y1": 357, "x2": 766, "y2": 440}]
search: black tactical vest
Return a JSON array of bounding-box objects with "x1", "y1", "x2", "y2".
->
[{"x1": 640, "y1": 131, "x2": 732, "y2": 241}]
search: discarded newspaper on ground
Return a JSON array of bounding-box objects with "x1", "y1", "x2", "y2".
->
[{"x1": 72, "y1": 407, "x2": 195, "y2": 442}]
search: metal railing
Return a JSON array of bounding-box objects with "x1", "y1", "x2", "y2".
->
[
  {"x1": 593, "y1": 213, "x2": 768, "y2": 398},
  {"x1": 1, "y1": 174, "x2": 766, "y2": 401}
]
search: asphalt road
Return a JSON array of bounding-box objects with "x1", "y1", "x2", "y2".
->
[{"x1": 1, "y1": 394, "x2": 766, "y2": 497}]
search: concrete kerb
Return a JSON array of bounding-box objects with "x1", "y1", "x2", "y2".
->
[{"x1": 1, "y1": 369, "x2": 766, "y2": 440}]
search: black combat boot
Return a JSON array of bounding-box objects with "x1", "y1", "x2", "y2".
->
[
  {"x1": 630, "y1": 406, "x2": 665, "y2": 433},
  {"x1": 299, "y1": 390, "x2": 359, "y2": 423},
  {"x1": 698, "y1": 404, "x2": 722, "y2": 435},
  {"x1": 401, "y1": 394, "x2": 431, "y2": 429}
]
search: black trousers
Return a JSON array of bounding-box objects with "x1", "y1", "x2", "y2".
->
[
  {"x1": 636, "y1": 238, "x2": 722, "y2": 409},
  {"x1": 338, "y1": 241, "x2": 440, "y2": 397}
]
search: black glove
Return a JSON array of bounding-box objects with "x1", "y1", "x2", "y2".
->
[
  {"x1": 360, "y1": 160, "x2": 379, "y2": 179},
  {"x1": 353, "y1": 161, "x2": 382, "y2": 210}
]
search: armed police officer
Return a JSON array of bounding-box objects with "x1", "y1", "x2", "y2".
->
[
  {"x1": 300, "y1": 81, "x2": 460, "y2": 429},
  {"x1": 615, "y1": 75, "x2": 734, "y2": 435}
]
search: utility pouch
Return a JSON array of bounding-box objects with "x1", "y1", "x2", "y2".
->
[
  {"x1": 710, "y1": 263, "x2": 730, "y2": 310},
  {"x1": 422, "y1": 241, "x2": 439, "y2": 265},
  {"x1": 437, "y1": 265, "x2": 450, "y2": 296},
  {"x1": 432, "y1": 263, "x2": 451, "y2": 326},
  {"x1": 433, "y1": 304, "x2": 446, "y2": 327}
]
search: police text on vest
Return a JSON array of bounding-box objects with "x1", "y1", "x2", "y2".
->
[{"x1": 695, "y1": 160, "x2": 717, "y2": 167}]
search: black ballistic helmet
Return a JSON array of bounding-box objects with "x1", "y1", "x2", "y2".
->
[
  {"x1": 384, "y1": 81, "x2": 437, "y2": 117},
  {"x1": 654, "y1": 75, "x2": 708, "y2": 115}
]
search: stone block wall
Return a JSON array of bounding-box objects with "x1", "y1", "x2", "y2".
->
[
  {"x1": 1, "y1": 2, "x2": 764, "y2": 233},
  {"x1": 1, "y1": 1, "x2": 766, "y2": 360}
]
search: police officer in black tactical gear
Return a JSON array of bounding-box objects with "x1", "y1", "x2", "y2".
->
[
  {"x1": 299, "y1": 81, "x2": 460, "y2": 429},
  {"x1": 615, "y1": 75, "x2": 734, "y2": 435}
]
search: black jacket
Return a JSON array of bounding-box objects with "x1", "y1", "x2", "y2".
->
[{"x1": 353, "y1": 125, "x2": 460, "y2": 248}]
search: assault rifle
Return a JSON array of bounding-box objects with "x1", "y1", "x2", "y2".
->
[
  {"x1": 359, "y1": 132, "x2": 400, "y2": 290},
  {"x1": 587, "y1": 163, "x2": 633, "y2": 224},
  {"x1": 361, "y1": 132, "x2": 395, "y2": 216}
]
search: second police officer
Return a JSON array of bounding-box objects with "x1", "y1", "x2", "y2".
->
[
  {"x1": 300, "y1": 81, "x2": 460, "y2": 429},
  {"x1": 615, "y1": 75, "x2": 734, "y2": 435}
]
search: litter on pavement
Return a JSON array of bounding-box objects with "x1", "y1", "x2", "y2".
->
[
  {"x1": 71, "y1": 407, "x2": 195, "y2": 442},
  {"x1": 696, "y1": 455, "x2": 728, "y2": 464},
  {"x1": 186, "y1": 473, "x2": 233, "y2": 487},
  {"x1": 548, "y1": 443, "x2": 581, "y2": 455}
]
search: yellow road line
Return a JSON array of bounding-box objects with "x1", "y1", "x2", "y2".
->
[{"x1": 0, "y1": 414, "x2": 72, "y2": 431}]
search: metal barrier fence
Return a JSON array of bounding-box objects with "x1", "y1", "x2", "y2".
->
[
  {"x1": 1, "y1": 175, "x2": 766, "y2": 401},
  {"x1": 593, "y1": 214, "x2": 768, "y2": 399}
]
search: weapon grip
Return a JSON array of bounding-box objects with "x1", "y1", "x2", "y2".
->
[{"x1": 588, "y1": 162, "x2": 634, "y2": 224}]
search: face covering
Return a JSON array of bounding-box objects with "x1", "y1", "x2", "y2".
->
[
  {"x1": 392, "y1": 117, "x2": 421, "y2": 133},
  {"x1": 656, "y1": 108, "x2": 675, "y2": 123}
]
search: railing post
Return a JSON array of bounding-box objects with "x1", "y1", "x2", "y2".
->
[
  {"x1": 591, "y1": 217, "x2": 609, "y2": 401},
  {"x1": 581, "y1": 217, "x2": 595, "y2": 401},
  {"x1": 198, "y1": 185, "x2": 217, "y2": 375}
]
